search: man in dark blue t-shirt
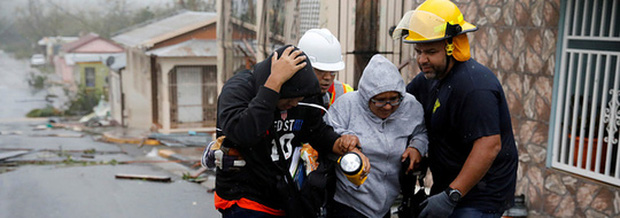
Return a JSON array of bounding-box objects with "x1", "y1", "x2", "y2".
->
[{"x1": 393, "y1": 0, "x2": 518, "y2": 217}]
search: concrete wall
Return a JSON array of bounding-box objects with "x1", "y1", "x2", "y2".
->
[
  {"x1": 109, "y1": 70, "x2": 122, "y2": 125},
  {"x1": 54, "y1": 56, "x2": 74, "y2": 84},
  {"x1": 122, "y1": 48, "x2": 153, "y2": 129}
]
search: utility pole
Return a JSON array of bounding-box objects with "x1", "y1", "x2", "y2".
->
[
  {"x1": 256, "y1": 0, "x2": 269, "y2": 61},
  {"x1": 216, "y1": 0, "x2": 233, "y2": 93},
  {"x1": 354, "y1": 0, "x2": 378, "y2": 89},
  {"x1": 282, "y1": 0, "x2": 300, "y2": 45}
]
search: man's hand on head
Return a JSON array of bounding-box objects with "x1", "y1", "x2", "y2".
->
[{"x1": 265, "y1": 46, "x2": 307, "y2": 93}]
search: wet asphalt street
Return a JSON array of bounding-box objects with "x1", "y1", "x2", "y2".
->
[{"x1": 0, "y1": 51, "x2": 220, "y2": 218}]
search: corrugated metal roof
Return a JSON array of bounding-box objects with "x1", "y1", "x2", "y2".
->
[
  {"x1": 112, "y1": 11, "x2": 217, "y2": 48},
  {"x1": 145, "y1": 39, "x2": 217, "y2": 57}
]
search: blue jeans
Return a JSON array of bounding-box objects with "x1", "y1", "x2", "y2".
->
[
  {"x1": 220, "y1": 204, "x2": 284, "y2": 218},
  {"x1": 450, "y1": 207, "x2": 503, "y2": 218}
]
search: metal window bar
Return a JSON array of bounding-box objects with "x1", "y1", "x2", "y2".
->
[
  {"x1": 552, "y1": 0, "x2": 620, "y2": 186},
  {"x1": 169, "y1": 66, "x2": 218, "y2": 128},
  {"x1": 557, "y1": 51, "x2": 573, "y2": 164},
  {"x1": 586, "y1": 54, "x2": 603, "y2": 171},
  {"x1": 567, "y1": 53, "x2": 584, "y2": 167},
  {"x1": 596, "y1": 55, "x2": 612, "y2": 174},
  {"x1": 576, "y1": 54, "x2": 594, "y2": 169},
  {"x1": 203, "y1": 66, "x2": 217, "y2": 126},
  {"x1": 600, "y1": 0, "x2": 609, "y2": 37},
  {"x1": 594, "y1": 55, "x2": 611, "y2": 172},
  {"x1": 590, "y1": 0, "x2": 599, "y2": 37},
  {"x1": 610, "y1": 0, "x2": 618, "y2": 37},
  {"x1": 605, "y1": 57, "x2": 620, "y2": 177},
  {"x1": 570, "y1": 0, "x2": 580, "y2": 36},
  {"x1": 581, "y1": 0, "x2": 590, "y2": 36},
  {"x1": 553, "y1": 0, "x2": 575, "y2": 164}
]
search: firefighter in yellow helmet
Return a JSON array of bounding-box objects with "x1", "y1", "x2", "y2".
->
[{"x1": 394, "y1": 0, "x2": 518, "y2": 217}]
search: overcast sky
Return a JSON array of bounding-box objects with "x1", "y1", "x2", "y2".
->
[{"x1": 0, "y1": 0, "x2": 175, "y2": 20}]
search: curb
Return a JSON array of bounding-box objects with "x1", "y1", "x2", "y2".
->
[
  {"x1": 101, "y1": 132, "x2": 143, "y2": 144},
  {"x1": 158, "y1": 149, "x2": 196, "y2": 168},
  {"x1": 101, "y1": 132, "x2": 160, "y2": 145}
]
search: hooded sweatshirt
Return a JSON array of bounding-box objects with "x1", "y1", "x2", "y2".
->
[
  {"x1": 326, "y1": 54, "x2": 428, "y2": 217},
  {"x1": 215, "y1": 45, "x2": 340, "y2": 211}
]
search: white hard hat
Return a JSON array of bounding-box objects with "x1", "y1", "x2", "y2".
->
[{"x1": 298, "y1": 28, "x2": 345, "y2": 71}]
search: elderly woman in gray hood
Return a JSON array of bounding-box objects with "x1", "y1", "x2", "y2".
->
[{"x1": 326, "y1": 54, "x2": 428, "y2": 218}]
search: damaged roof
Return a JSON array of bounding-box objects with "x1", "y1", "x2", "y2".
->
[
  {"x1": 112, "y1": 11, "x2": 217, "y2": 49},
  {"x1": 145, "y1": 39, "x2": 217, "y2": 57},
  {"x1": 62, "y1": 33, "x2": 123, "y2": 53}
]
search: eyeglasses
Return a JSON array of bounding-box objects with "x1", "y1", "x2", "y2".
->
[{"x1": 370, "y1": 96, "x2": 403, "y2": 107}]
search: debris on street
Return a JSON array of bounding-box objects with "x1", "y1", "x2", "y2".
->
[
  {"x1": 147, "y1": 132, "x2": 211, "y2": 147},
  {"x1": 115, "y1": 173, "x2": 172, "y2": 182},
  {"x1": 0, "y1": 131, "x2": 23, "y2": 135},
  {"x1": 80, "y1": 154, "x2": 95, "y2": 159},
  {"x1": 79, "y1": 96, "x2": 114, "y2": 127},
  {"x1": 29, "y1": 133, "x2": 84, "y2": 138},
  {"x1": 0, "y1": 150, "x2": 31, "y2": 161}
]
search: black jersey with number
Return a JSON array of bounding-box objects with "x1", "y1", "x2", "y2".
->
[{"x1": 215, "y1": 45, "x2": 339, "y2": 211}]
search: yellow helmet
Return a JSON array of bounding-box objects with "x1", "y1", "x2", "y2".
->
[{"x1": 393, "y1": 0, "x2": 477, "y2": 44}]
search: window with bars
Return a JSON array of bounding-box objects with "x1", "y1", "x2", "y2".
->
[
  {"x1": 550, "y1": 0, "x2": 620, "y2": 186},
  {"x1": 169, "y1": 66, "x2": 217, "y2": 128}
]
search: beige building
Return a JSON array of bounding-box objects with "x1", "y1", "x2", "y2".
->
[
  {"x1": 111, "y1": 11, "x2": 254, "y2": 133},
  {"x1": 111, "y1": 11, "x2": 220, "y2": 133}
]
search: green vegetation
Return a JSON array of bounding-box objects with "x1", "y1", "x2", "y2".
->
[
  {"x1": 65, "y1": 88, "x2": 102, "y2": 116},
  {"x1": 182, "y1": 172, "x2": 192, "y2": 180},
  {"x1": 28, "y1": 73, "x2": 48, "y2": 90},
  {"x1": 25, "y1": 88, "x2": 102, "y2": 118},
  {"x1": 26, "y1": 105, "x2": 63, "y2": 117}
]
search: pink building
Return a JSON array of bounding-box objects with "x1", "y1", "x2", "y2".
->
[{"x1": 54, "y1": 33, "x2": 124, "y2": 89}]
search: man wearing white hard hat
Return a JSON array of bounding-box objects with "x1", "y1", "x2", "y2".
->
[
  {"x1": 296, "y1": 29, "x2": 355, "y2": 217},
  {"x1": 298, "y1": 28, "x2": 353, "y2": 109}
]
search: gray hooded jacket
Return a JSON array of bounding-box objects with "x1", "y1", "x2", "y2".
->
[{"x1": 326, "y1": 54, "x2": 428, "y2": 217}]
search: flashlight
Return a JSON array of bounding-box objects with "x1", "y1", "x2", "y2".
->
[{"x1": 338, "y1": 152, "x2": 368, "y2": 186}]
